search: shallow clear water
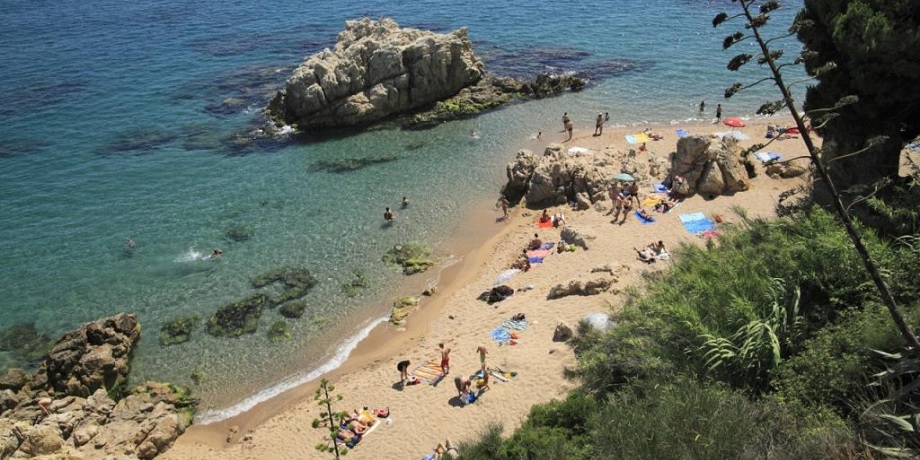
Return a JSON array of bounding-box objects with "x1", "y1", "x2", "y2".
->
[{"x1": 0, "y1": 0, "x2": 805, "y2": 420}]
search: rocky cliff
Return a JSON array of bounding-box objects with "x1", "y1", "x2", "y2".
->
[
  {"x1": 0, "y1": 314, "x2": 196, "y2": 459},
  {"x1": 267, "y1": 18, "x2": 484, "y2": 129}
]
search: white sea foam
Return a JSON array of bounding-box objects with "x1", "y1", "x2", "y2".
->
[
  {"x1": 195, "y1": 316, "x2": 389, "y2": 425},
  {"x1": 174, "y1": 248, "x2": 203, "y2": 263}
]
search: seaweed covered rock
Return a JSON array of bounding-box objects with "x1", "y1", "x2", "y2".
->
[
  {"x1": 342, "y1": 269, "x2": 370, "y2": 297},
  {"x1": 310, "y1": 156, "x2": 397, "y2": 173},
  {"x1": 0, "y1": 323, "x2": 53, "y2": 372},
  {"x1": 206, "y1": 293, "x2": 268, "y2": 337},
  {"x1": 159, "y1": 315, "x2": 200, "y2": 347},
  {"x1": 279, "y1": 301, "x2": 308, "y2": 319},
  {"x1": 267, "y1": 18, "x2": 484, "y2": 130},
  {"x1": 267, "y1": 321, "x2": 292, "y2": 342},
  {"x1": 389, "y1": 296, "x2": 419, "y2": 326},
  {"x1": 382, "y1": 242, "x2": 435, "y2": 275},
  {"x1": 251, "y1": 267, "x2": 318, "y2": 306},
  {"x1": 226, "y1": 224, "x2": 251, "y2": 242}
]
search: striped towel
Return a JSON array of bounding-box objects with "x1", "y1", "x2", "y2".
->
[{"x1": 410, "y1": 360, "x2": 444, "y2": 384}]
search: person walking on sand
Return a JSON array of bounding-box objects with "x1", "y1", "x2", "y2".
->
[
  {"x1": 439, "y1": 343, "x2": 451, "y2": 375},
  {"x1": 594, "y1": 113, "x2": 604, "y2": 136},
  {"x1": 478, "y1": 365, "x2": 491, "y2": 393},
  {"x1": 565, "y1": 118, "x2": 574, "y2": 142},
  {"x1": 561, "y1": 112, "x2": 570, "y2": 132},
  {"x1": 397, "y1": 359, "x2": 410, "y2": 386},
  {"x1": 716, "y1": 103, "x2": 722, "y2": 122},
  {"x1": 500, "y1": 196, "x2": 510, "y2": 220},
  {"x1": 476, "y1": 345, "x2": 488, "y2": 367}
]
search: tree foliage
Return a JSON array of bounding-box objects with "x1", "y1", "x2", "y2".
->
[{"x1": 797, "y1": 0, "x2": 920, "y2": 190}]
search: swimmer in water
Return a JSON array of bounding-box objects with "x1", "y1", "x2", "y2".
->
[
  {"x1": 124, "y1": 236, "x2": 136, "y2": 250},
  {"x1": 206, "y1": 248, "x2": 222, "y2": 260}
]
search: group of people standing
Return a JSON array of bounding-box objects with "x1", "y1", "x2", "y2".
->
[
  {"x1": 561, "y1": 111, "x2": 610, "y2": 142},
  {"x1": 608, "y1": 181, "x2": 641, "y2": 225}
]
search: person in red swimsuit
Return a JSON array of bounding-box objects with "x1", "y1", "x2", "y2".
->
[{"x1": 439, "y1": 343, "x2": 451, "y2": 375}]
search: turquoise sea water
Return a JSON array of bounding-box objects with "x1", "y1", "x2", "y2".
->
[{"x1": 0, "y1": 0, "x2": 804, "y2": 421}]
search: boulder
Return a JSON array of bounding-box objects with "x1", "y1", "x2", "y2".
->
[
  {"x1": 32, "y1": 313, "x2": 139, "y2": 398},
  {"x1": 552, "y1": 323, "x2": 574, "y2": 342},
  {"x1": 670, "y1": 135, "x2": 752, "y2": 198},
  {"x1": 547, "y1": 278, "x2": 614, "y2": 299},
  {"x1": 389, "y1": 296, "x2": 419, "y2": 326},
  {"x1": 268, "y1": 18, "x2": 484, "y2": 129},
  {"x1": 766, "y1": 162, "x2": 808, "y2": 178},
  {"x1": 560, "y1": 227, "x2": 593, "y2": 250}
]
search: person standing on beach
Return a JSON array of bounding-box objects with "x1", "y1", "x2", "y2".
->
[
  {"x1": 476, "y1": 345, "x2": 488, "y2": 368},
  {"x1": 397, "y1": 359, "x2": 410, "y2": 386},
  {"x1": 500, "y1": 196, "x2": 510, "y2": 220},
  {"x1": 699, "y1": 100, "x2": 705, "y2": 113},
  {"x1": 594, "y1": 113, "x2": 604, "y2": 136},
  {"x1": 565, "y1": 118, "x2": 574, "y2": 142},
  {"x1": 604, "y1": 112, "x2": 610, "y2": 122},
  {"x1": 439, "y1": 343, "x2": 451, "y2": 375},
  {"x1": 561, "y1": 112, "x2": 570, "y2": 132},
  {"x1": 716, "y1": 103, "x2": 722, "y2": 122}
]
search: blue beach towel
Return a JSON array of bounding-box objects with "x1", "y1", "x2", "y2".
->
[
  {"x1": 635, "y1": 211, "x2": 655, "y2": 224},
  {"x1": 676, "y1": 129, "x2": 690, "y2": 138},
  {"x1": 908, "y1": 142, "x2": 920, "y2": 153},
  {"x1": 527, "y1": 256, "x2": 544, "y2": 263},
  {"x1": 755, "y1": 152, "x2": 783, "y2": 163},
  {"x1": 490, "y1": 326, "x2": 512, "y2": 344},
  {"x1": 625, "y1": 135, "x2": 638, "y2": 145},
  {"x1": 679, "y1": 212, "x2": 716, "y2": 235},
  {"x1": 653, "y1": 183, "x2": 669, "y2": 193}
]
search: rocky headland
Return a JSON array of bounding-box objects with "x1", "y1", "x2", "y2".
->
[
  {"x1": 0, "y1": 314, "x2": 195, "y2": 459},
  {"x1": 265, "y1": 18, "x2": 585, "y2": 132}
]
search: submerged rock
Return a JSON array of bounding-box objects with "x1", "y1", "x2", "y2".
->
[
  {"x1": 267, "y1": 321, "x2": 292, "y2": 342},
  {"x1": 309, "y1": 155, "x2": 398, "y2": 173},
  {"x1": 341, "y1": 270, "x2": 370, "y2": 297},
  {"x1": 382, "y1": 242, "x2": 435, "y2": 275},
  {"x1": 206, "y1": 293, "x2": 268, "y2": 337},
  {"x1": 159, "y1": 315, "x2": 201, "y2": 347},
  {"x1": 279, "y1": 301, "x2": 308, "y2": 319},
  {"x1": 251, "y1": 267, "x2": 318, "y2": 306},
  {"x1": 0, "y1": 323, "x2": 53, "y2": 372},
  {"x1": 267, "y1": 18, "x2": 484, "y2": 130}
]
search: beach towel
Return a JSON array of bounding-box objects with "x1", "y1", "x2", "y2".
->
[
  {"x1": 624, "y1": 134, "x2": 638, "y2": 145},
  {"x1": 410, "y1": 360, "x2": 444, "y2": 385},
  {"x1": 679, "y1": 212, "x2": 717, "y2": 235},
  {"x1": 491, "y1": 318, "x2": 529, "y2": 345},
  {"x1": 526, "y1": 248, "x2": 551, "y2": 263},
  {"x1": 541, "y1": 242, "x2": 555, "y2": 250},
  {"x1": 653, "y1": 183, "x2": 669, "y2": 193},
  {"x1": 537, "y1": 219, "x2": 554, "y2": 228},
  {"x1": 493, "y1": 268, "x2": 520, "y2": 286},
  {"x1": 755, "y1": 152, "x2": 783, "y2": 163},
  {"x1": 567, "y1": 146, "x2": 589, "y2": 154},
  {"x1": 635, "y1": 211, "x2": 655, "y2": 224},
  {"x1": 501, "y1": 319, "x2": 529, "y2": 331},
  {"x1": 677, "y1": 129, "x2": 690, "y2": 138},
  {"x1": 643, "y1": 196, "x2": 662, "y2": 207}
]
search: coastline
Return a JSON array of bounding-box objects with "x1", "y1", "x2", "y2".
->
[{"x1": 162, "y1": 114, "x2": 811, "y2": 459}]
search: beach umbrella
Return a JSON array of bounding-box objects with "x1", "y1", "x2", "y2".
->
[
  {"x1": 722, "y1": 117, "x2": 745, "y2": 132},
  {"x1": 611, "y1": 172, "x2": 636, "y2": 182}
]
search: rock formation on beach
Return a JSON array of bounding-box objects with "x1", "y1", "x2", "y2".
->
[
  {"x1": 502, "y1": 135, "x2": 759, "y2": 208},
  {"x1": 267, "y1": 18, "x2": 484, "y2": 129},
  {"x1": 0, "y1": 314, "x2": 196, "y2": 459}
]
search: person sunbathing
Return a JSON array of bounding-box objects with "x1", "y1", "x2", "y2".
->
[
  {"x1": 654, "y1": 201, "x2": 673, "y2": 213},
  {"x1": 337, "y1": 428, "x2": 355, "y2": 441},
  {"x1": 511, "y1": 249, "x2": 531, "y2": 272},
  {"x1": 637, "y1": 209, "x2": 654, "y2": 221},
  {"x1": 527, "y1": 233, "x2": 543, "y2": 250},
  {"x1": 539, "y1": 209, "x2": 551, "y2": 223},
  {"x1": 634, "y1": 246, "x2": 656, "y2": 263},
  {"x1": 552, "y1": 212, "x2": 566, "y2": 228}
]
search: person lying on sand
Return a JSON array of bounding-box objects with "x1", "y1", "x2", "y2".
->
[
  {"x1": 511, "y1": 249, "x2": 531, "y2": 272},
  {"x1": 552, "y1": 212, "x2": 566, "y2": 228},
  {"x1": 637, "y1": 209, "x2": 654, "y2": 221}
]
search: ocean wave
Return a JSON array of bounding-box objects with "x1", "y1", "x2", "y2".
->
[{"x1": 195, "y1": 315, "x2": 389, "y2": 425}]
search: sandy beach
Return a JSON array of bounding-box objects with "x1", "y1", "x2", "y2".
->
[{"x1": 162, "y1": 115, "x2": 812, "y2": 460}]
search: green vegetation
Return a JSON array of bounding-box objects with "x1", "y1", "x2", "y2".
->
[
  {"x1": 159, "y1": 315, "x2": 200, "y2": 347},
  {"x1": 312, "y1": 378, "x2": 348, "y2": 458}
]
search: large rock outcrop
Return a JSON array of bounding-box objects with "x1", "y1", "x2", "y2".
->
[
  {"x1": 0, "y1": 314, "x2": 196, "y2": 459},
  {"x1": 502, "y1": 143, "x2": 669, "y2": 207},
  {"x1": 669, "y1": 135, "x2": 752, "y2": 198},
  {"x1": 267, "y1": 18, "x2": 484, "y2": 129}
]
